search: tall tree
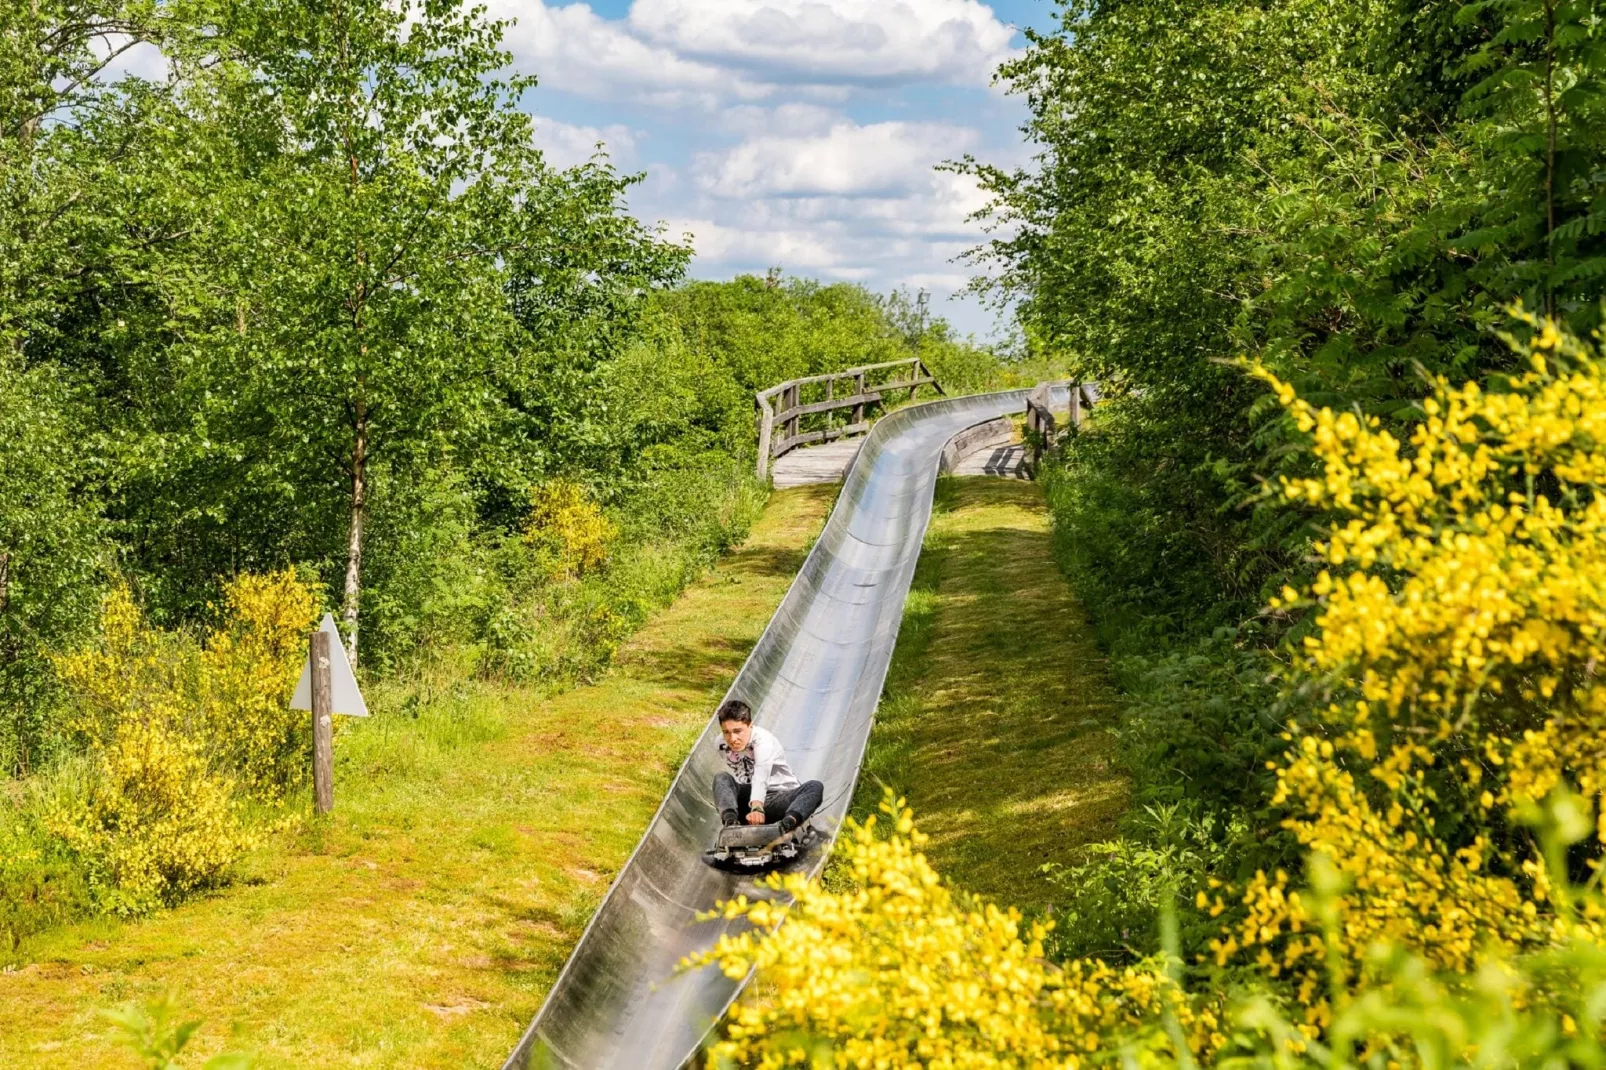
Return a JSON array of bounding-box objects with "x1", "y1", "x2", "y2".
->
[{"x1": 173, "y1": 0, "x2": 540, "y2": 663}]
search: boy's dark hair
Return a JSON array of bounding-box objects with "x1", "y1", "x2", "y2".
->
[{"x1": 716, "y1": 698, "x2": 752, "y2": 725}]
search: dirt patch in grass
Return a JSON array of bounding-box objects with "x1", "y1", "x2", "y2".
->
[
  {"x1": 853, "y1": 476, "x2": 1128, "y2": 907},
  {"x1": 0, "y1": 485, "x2": 836, "y2": 1070}
]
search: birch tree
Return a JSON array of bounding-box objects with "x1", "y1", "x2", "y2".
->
[{"x1": 186, "y1": 0, "x2": 538, "y2": 664}]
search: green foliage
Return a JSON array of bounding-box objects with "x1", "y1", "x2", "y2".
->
[
  {"x1": 968, "y1": 0, "x2": 1606, "y2": 983},
  {"x1": 1459, "y1": 0, "x2": 1606, "y2": 325},
  {"x1": 102, "y1": 992, "x2": 252, "y2": 1069},
  {"x1": 0, "y1": 768, "x2": 95, "y2": 952},
  {"x1": 1041, "y1": 802, "x2": 1240, "y2": 965},
  {"x1": 652, "y1": 275, "x2": 906, "y2": 393},
  {"x1": 0, "y1": 359, "x2": 105, "y2": 776}
]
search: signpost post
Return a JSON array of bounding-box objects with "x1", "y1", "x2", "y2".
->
[
  {"x1": 309, "y1": 630, "x2": 335, "y2": 813},
  {"x1": 291, "y1": 613, "x2": 369, "y2": 814}
]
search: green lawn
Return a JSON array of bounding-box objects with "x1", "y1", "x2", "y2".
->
[
  {"x1": 853, "y1": 476, "x2": 1129, "y2": 906},
  {"x1": 0, "y1": 486, "x2": 837, "y2": 1070}
]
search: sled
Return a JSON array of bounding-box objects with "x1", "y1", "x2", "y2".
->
[{"x1": 701, "y1": 820, "x2": 818, "y2": 872}]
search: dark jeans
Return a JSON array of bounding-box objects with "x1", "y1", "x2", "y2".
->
[{"x1": 713, "y1": 773, "x2": 824, "y2": 825}]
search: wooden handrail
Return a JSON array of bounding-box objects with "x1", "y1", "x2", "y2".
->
[
  {"x1": 755, "y1": 357, "x2": 944, "y2": 481},
  {"x1": 1023, "y1": 380, "x2": 1098, "y2": 474},
  {"x1": 755, "y1": 358, "x2": 936, "y2": 401}
]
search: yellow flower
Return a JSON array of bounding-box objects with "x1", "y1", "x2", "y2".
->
[{"x1": 683, "y1": 792, "x2": 1202, "y2": 1068}]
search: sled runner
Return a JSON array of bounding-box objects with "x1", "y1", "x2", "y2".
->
[{"x1": 701, "y1": 820, "x2": 818, "y2": 872}]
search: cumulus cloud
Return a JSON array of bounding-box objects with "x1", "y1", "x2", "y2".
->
[
  {"x1": 481, "y1": 3, "x2": 1023, "y2": 334},
  {"x1": 90, "y1": 33, "x2": 170, "y2": 85},
  {"x1": 488, "y1": 0, "x2": 773, "y2": 107},
  {"x1": 694, "y1": 121, "x2": 980, "y2": 198},
  {"x1": 486, "y1": 0, "x2": 1014, "y2": 106},
  {"x1": 531, "y1": 115, "x2": 638, "y2": 169},
  {"x1": 630, "y1": 0, "x2": 1016, "y2": 86},
  {"x1": 663, "y1": 118, "x2": 995, "y2": 294},
  {"x1": 720, "y1": 102, "x2": 842, "y2": 137}
]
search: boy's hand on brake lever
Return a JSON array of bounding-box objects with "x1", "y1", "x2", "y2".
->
[{"x1": 746, "y1": 811, "x2": 767, "y2": 825}]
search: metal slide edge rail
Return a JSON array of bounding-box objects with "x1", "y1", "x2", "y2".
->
[{"x1": 502, "y1": 388, "x2": 1032, "y2": 1070}]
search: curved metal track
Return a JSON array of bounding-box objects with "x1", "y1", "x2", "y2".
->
[{"x1": 503, "y1": 389, "x2": 1031, "y2": 1070}]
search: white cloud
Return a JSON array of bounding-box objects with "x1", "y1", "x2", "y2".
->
[
  {"x1": 694, "y1": 121, "x2": 979, "y2": 198},
  {"x1": 657, "y1": 118, "x2": 998, "y2": 302},
  {"x1": 665, "y1": 217, "x2": 852, "y2": 272},
  {"x1": 482, "y1": 3, "x2": 1025, "y2": 336},
  {"x1": 90, "y1": 34, "x2": 170, "y2": 84},
  {"x1": 720, "y1": 102, "x2": 842, "y2": 137},
  {"x1": 531, "y1": 115, "x2": 638, "y2": 169},
  {"x1": 489, "y1": 0, "x2": 773, "y2": 107},
  {"x1": 630, "y1": 0, "x2": 1016, "y2": 86},
  {"x1": 486, "y1": 0, "x2": 1014, "y2": 106}
]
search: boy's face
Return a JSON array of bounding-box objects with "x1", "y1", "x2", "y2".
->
[{"x1": 720, "y1": 719, "x2": 752, "y2": 752}]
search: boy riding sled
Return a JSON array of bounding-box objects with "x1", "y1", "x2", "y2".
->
[{"x1": 713, "y1": 699, "x2": 823, "y2": 834}]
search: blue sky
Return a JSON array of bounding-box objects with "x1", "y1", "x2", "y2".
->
[{"x1": 488, "y1": 0, "x2": 1064, "y2": 338}]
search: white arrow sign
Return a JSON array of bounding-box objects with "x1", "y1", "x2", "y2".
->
[{"x1": 290, "y1": 613, "x2": 369, "y2": 717}]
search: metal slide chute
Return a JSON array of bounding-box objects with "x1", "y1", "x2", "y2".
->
[{"x1": 503, "y1": 389, "x2": 1031, "y2": 1070}]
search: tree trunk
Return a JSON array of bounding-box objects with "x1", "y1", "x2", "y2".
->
[{"x1": 342, "y1": 403, "x2": 367, "y2": 667}]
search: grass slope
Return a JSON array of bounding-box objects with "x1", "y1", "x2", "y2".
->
[
  {"x1": 854, "y1": 477, "x2": 1128, "y2": 906},
  {"x1": 0, "y1": 485, "x2": 836, "y2": 1069}
]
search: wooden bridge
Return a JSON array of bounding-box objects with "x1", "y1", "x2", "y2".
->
[
  {"x1": 754, "y1": 357, "x2": 941, "y2": 482},
  {"x1": 756, "y1": 363, "x2": 1095, "y2": 487}
]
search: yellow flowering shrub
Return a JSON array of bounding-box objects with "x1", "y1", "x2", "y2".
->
[
  {"x1": 200, "y1": 570, "x2": 320, "y2": 801},
  {"x1": 1227, "y1": 311, "x2": 1606, "y2": 1026},
  {"x1": 526, "y1": 479, "x2": 616, "y2": 578},
  {"x1": 687, "y1": 794, "x2": 1201, "y2": 1069},
  {"x1": 49, "y1": 571, "x2": 317, "y2": 913},
  {"x1": 52, "y1": 585, "x2": 201, "y2": 751},
  {"x1": 49, "y1": 719, "x2": 253, "y2": 916}
]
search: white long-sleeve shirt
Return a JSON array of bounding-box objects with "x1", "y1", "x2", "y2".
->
[{"x1": 719, "y1": 725, "x2": 801, "y2": 805}]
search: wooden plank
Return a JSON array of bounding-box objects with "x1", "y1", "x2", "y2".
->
[
  {"x1": 755, "y1": 399, "x2": 774, "y2": 481},
  {"x1": 951, "y1": 443, "x2": 1029, "y2": 478},
  {"x1": 756, "y1": 357, "x2": 922, "y2": 400},
  {"x1": 773, "y1": 380, "x2": 937, "y2": 424},
  {"x1": 771, "y1": 439, "x2": 864, "y2": 487},
  {"x1": 774, "y1": 421, "x2": 872, "y2": 455}
]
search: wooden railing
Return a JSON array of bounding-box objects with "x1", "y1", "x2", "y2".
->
[
  {"x1": 755, "y1": 357, "x2": 944, "y2": 481},
  {"x1": 1024, "y1": 380, "x2": 1098, "y2": 473}
]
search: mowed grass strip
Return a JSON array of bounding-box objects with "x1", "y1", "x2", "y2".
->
[
  {"x1": 854, "y1": 477, "x2": 1128, "y2": 906},
  {"x1": 0, "y1": 485, "x2": 836, "y2": 1070}
]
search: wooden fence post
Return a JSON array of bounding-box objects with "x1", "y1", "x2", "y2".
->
[
  {"x1": 852, "y1": 372, "x2": 866, "y2": 425},
  {"x1": 755, "y1": 398, "x2": 773, "y2": 482},
  {"x1": 310, "y1": 629, "x2": 334, "y2": 814},
  {"x1": 1069, "y1": 381, "x2": 1082, "y2": 428}
]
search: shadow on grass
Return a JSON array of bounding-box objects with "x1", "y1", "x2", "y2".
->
[
  {"x1": 851, "y1": 479, "x2": 1128, "y2": 907},
  {"x1": 612, "y1": 487, "x2": 832, "y2": 695},
  {"x1": 622, "y1": 634, "x2": 761, "y2": 696}
]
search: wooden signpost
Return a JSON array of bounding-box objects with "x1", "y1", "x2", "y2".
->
[
  {"x1": 291, "y1": 613, "x2": 368, "y2": 814},
  {"x1": 309, "y1": 630, "x2": 335, "y2": 813}
]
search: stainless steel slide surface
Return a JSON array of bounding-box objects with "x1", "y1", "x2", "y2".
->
[{"x1": 503, "y1": 389, "x2": 1030, "y2": 1070}]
